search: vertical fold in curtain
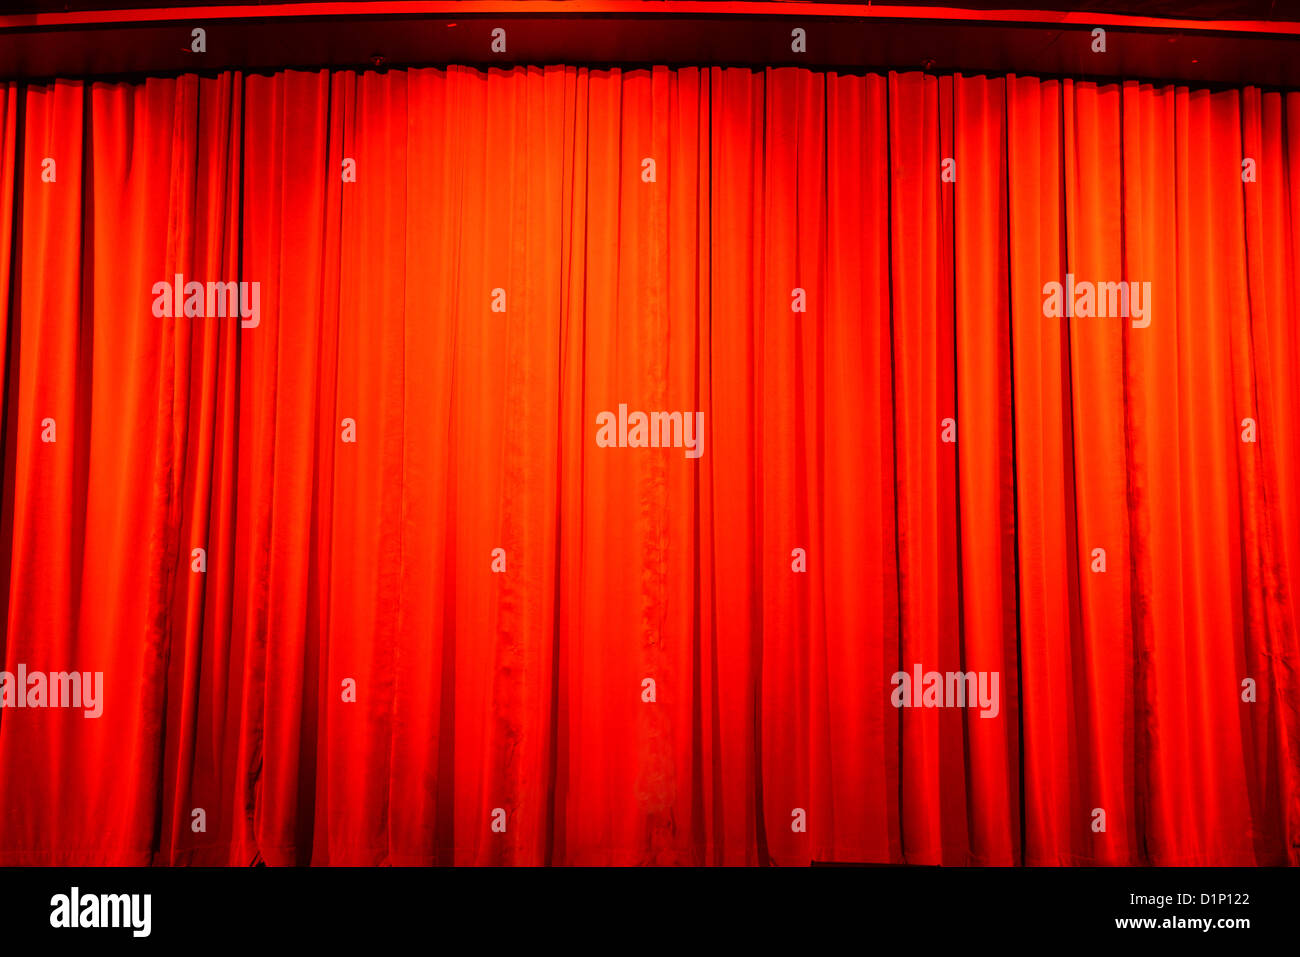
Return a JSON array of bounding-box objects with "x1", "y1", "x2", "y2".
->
[{"x1": 0, "y1": 67, "x2": 1297, "y2": 866}]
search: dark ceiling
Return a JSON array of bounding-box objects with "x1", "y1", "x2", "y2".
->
[
  {"x1": 2, "y1": 1, "x2": 1298, "y2": 86},
  {"x1": 0, "y1": 1, "x2": 1295, "y2": 19}
]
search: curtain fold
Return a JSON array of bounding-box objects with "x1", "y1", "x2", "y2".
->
[{"x1": 0, "y1": 65, "x2": 1297, "y2": 865}]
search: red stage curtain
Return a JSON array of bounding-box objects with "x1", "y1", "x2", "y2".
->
[{"x1": 0, "y1": 67, "x2": 1298, "y2": 866}]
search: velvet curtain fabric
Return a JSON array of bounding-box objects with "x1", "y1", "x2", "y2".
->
[{"x1": 0, "y1": 67, "x2": 1297, "y2": 865}]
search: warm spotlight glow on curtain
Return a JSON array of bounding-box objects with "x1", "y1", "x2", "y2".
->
[{"x1": 0, "y1": 66, "x2": 1298, "y2": 865}]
